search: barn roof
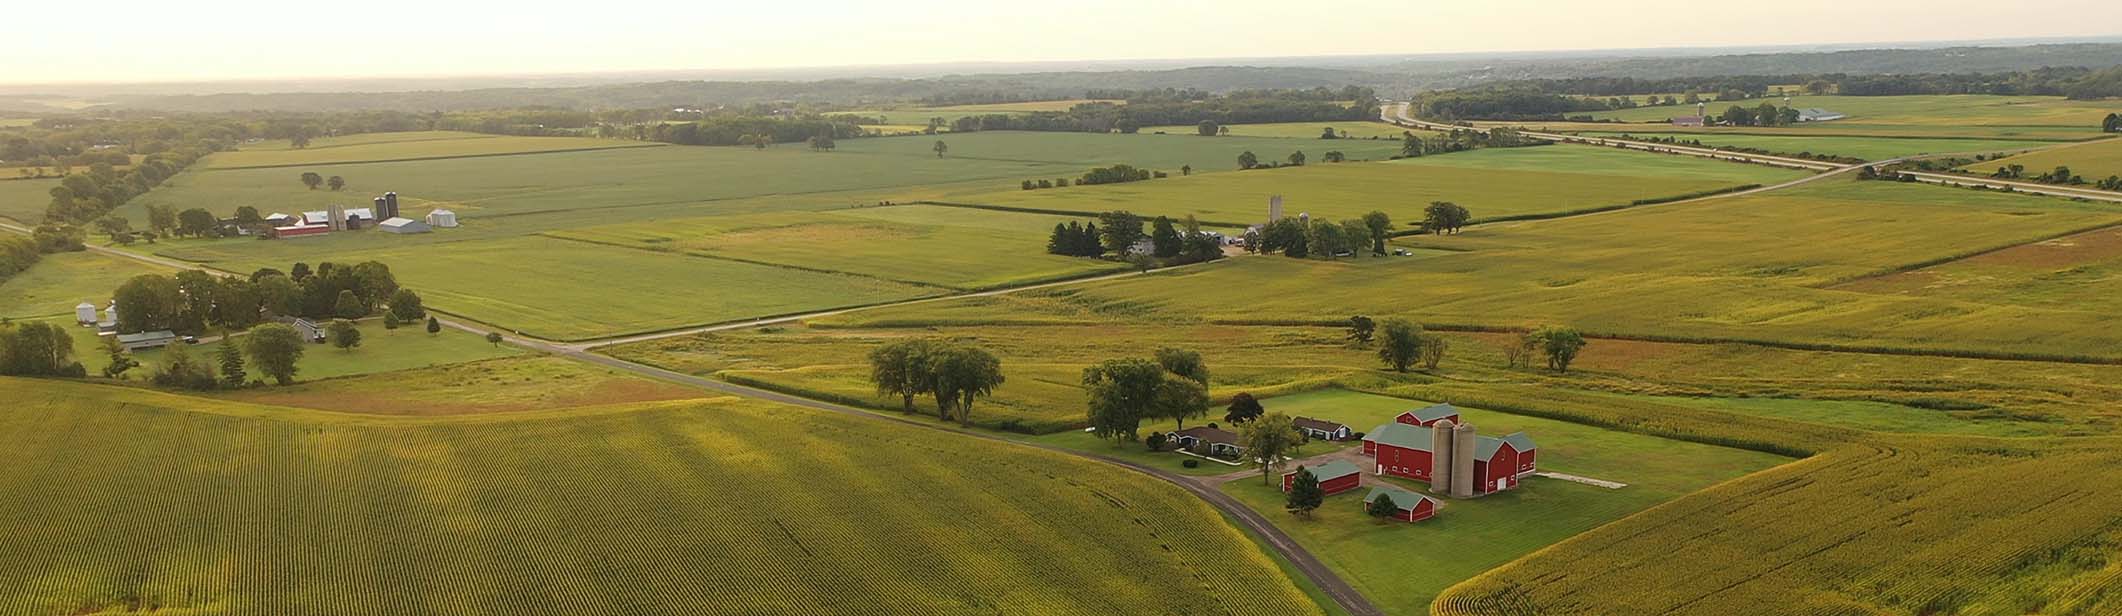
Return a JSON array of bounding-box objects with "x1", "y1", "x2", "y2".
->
[
  {"x1": 1500, "y1": 432, "x2": 1536, "y2": 453},
  {"x1": 1472, "y1": 435, "x2": 1525, "y2": 462},
  {"x1": 1286, "y1": 459, "x2": 1360, "y2": 482},
  {"x1": 115, "y1": 330, "x2": 177, "y2": 344},
  {"x1": 1293, "y1": 416, "x2": 1348, "y2": 433},
  {"x1": 1366, "y1": 422, "x2": 1431, "y2": 452},
  {"x1": 1403, "y1": 403, "x2": 1459, "y2": 422},
  {"x1": 1363, "y1": 485, "x2": 1436, "y2": 511}
]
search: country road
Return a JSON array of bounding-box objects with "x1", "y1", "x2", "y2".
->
[{"x1": 0, "y1": 221, "x2": 1384, "y2": 616}]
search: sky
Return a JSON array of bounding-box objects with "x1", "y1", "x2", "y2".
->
[{"x1": 8, "y1": 0, "x2": 2120, "y2": 84}]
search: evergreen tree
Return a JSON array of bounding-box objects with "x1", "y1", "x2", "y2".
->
[
  {"x1": 1047, "y1": 223, "x2": 1071, "y2": 255},
  {"x1": 1079, "y1": 222, "x2": 1103, "y2": 257},
  {"x1": 217, "y1": 336, "x2": 247, "y2": 387},
  {"x1": 333, "y1": 290, "x2": 366, "y2": 319},
  {"x1": 1149, "y1": 216, "x2": 1182, "y2": 258},
  {"x1": 426, "y1": 316, "x2": 442, "y2": 334},
  {"x1": 1367, "y1": 493, "x2": 1399, "y2": 521},
  {"x1": 100, "y1": 336, "x2": 139, "y2": 378},
  {"x1": 1286, "y1": 467, "x2": 1324, "y2": 518}
]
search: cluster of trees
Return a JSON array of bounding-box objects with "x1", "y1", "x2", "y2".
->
[
  {"x1": 1078, "y1": 164, "x2": 1157, "y2": 185},
  {"x1": 1415, "y1": 88, "x2": 1616, "y2": 121},
  {"x1": 1504, "y1": 326, "x2": 1588, "y2": 372},
  {"x1": 0, "y1": 321, "x2": 84, "y2": 377},
  {"x1": 1084, "y1": 348, "x2": 1212, "y2": 443},
  {"x1": 1236, "y1": 150, "x2": 1324, "y2": 170},
  {"x1": 1423, "y1": 202, "x2": 1472, "y2": 234},
  {"x1": 948, "y1": 89, "x2": 1377, "y2": 135},
  {"x1": 1990, "y1": 163, "x2": 2088, "y2": 185},
  {"x1": 0, "y1": 236, "x2": 39, "y2": 283},
  {"x1": 110, "y1": 261, "x2": 415, "y2": 336},
  {"x1": 1349, "y1": 317, "x2": 1451, "y2": 373},
  {"x1": 1247, "y1": 211, "x2": 1395, "y2": 259},
  {"x1": 133, "y1": 323, "x2": 311, "y2": 389},
  {"x1": 42, "y1": 151, "x2": 204, "y2": 225},
  {"x1": 1398, "y1": 127, "x2": 1540, "y2": 158},
  {"x1": 1451, "y1": 66, "x2": 2120, "y2": 102},
  {"x1": 866, "y1": 338, "x2": 1005, "y2": 426},
  {"x1": 645, "y1": 117, "x2": 865, "y2": 146},
  {"x1": 1045, "y1": 211, "x2": 1225, "y2": 265},
  {"x1": 1046, "y1": 221, "x2": 1106, "y2": 257},
  {"x1": 1604, "y1": 134, "x2": 1861, "y2": 164},
  {"x1": 1719, "y1": 103, "x2": 1801, "y2": 127},
  {"x1": 297, "y1": 171, "x2": 347, "y2": 191}
]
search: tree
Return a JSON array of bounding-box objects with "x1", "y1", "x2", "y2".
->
[
  {"x1": 806, "y1": 134, "x2": 836, "y2": 152},
  {"x1": 1401, "y1": 133, "x2": 1425, "y2": 157},
  {"x1": 99, "y1": 336, "x2": 139, "y2": 378},
  {"x1": 932, "y1": 140, "x2": 948, "y2": 158},
  {"x1": 291, "y1": 133, "x2": 312, "y2": 149},
  {"x1": 1419, "y1": 333, "x2": 1449, "y2": 371},
  {"x1": 1286, "y1": 466, "x2": 1324, "y2": 518},
  {"x1": 1376, "y1": 318, "x2": 1424, "y2": 373},
  {"x1": 113, "y1": 274, "x2": 182, "y2": 333},
  {"x1": 930, "y1": 344, "x2": 1005, "y2": 426},
  {"x1": 1533, "y1": 325, "x2": 1587, "y2": 372},
  {"x1": 2106, "y1": 113, "x2": 2121, "y2": 133},
  {"x1": 1225, "y1": 392, "x2": 1265, "y2": 424},
  {"x1": 1345, "y1": 316, "x2": 1375, "y2": 346},
  {"x1": 217, "y1": 335, "x2": 247, "y2": 387},
  {"x1": 1320, "y1": 127, "x2": 1339, "y2": 139},
  {"x1": 1151, "y1": 347, "x2": 1210, "y2": 429},
  {"x1": 426, "y1": 316, "x2": 442, "y2": 335},
  {"x1": 1755, "y1": 102, "x2": 1784, "y2": 127},
  {"x1": 1180, "y1": 165, "x2": 1192, "y2": 176},
  {"x1": 290, "y1": 262, "x2": 312, "y2": 281},
  {"x1": 868, "y1": 339, "x2": 937, "y2": 412},
  {"x1": 233, "y1": 206, "x2": 263, "y2": 228},
  {"x1": 1083, "y1": 358, "x2": 1164, "y2": 444},
  {"x1": 1197, "y1": 120, "x2": 1219, "y2": 136},
  {"x1": 245, "y1": 323, "x2": 304, "y2": 385},
  {"x1": 387, "y1": 288, "x2": 426, "y2": 321},
  {"x1": 485, "y1": 332, "x2": 504, "y2": 347},
  {"x1": 1260, "y1": 217, "x2": 1308, "y2": 258},
  {"x1": 1323, "y1": 151, "x2": 1345, "y2": 163},
  {"x1": 326, "y1": 175, "x2": 346, "y2": 191},
  {"x1": 146, "y1": 204, "x2": 177, "y2": 236},
  {"x1": 0, "y1": 322, "x2": 79, "y2": 376},
  {"x1": 1361, "y1": 211, "x2": 1392, "y2": 255},
  {"x1": 1424, "y1": 201, "x2": 1470, "y2": 235},
  {"x1": 1237, "y1": 150, "x2": 1259, "y2": 169},
  {"x1": 1149, "y1": 216, "x2": 1182, "y2": 258},
  {"x1": 383, "y1": 312, "x2": 401, "y2": 329},
  {"x1": 177, "y1": 208, "x2": 217, "y2": 237},
  {"x1": 332, "y1": 290, "x2": 366, "y2": 319},
  {"x1": 300, "y1": 172, "x2": 323, "y2": 190},
  {"x1": 1503, "y1": 332, "x2": 1538, "y2": 369},
  {"x1": 1722, "y1": 105, "x2": 1754, "y2": 126},
  {"x1": 1366, "y1": 492, "x2": 1399, "y2": 521},
  {"x1": 1097, "y1": 210, "x2": 1145, "y2": 255},
  {"x1": 1241, "y1": 412, "x2": 1301, "y2": 486},
  {"x1": 328, "y1": 320, "x2": 362, "y2": 351},
  {"x1": 1287, "y1": 151, "x2": 1306, "y2": 166},
  {"x1": 152, "y1": 342, "x2": 218, "y2": 391}
]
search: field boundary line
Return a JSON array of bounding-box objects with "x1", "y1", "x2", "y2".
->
[
  {"x1": 535, "y1": 232, "x2": 962, "y2": 291},
  {"x1": 201, "y1": 142, "x2": 670, "y2": 171},
  {"x1": 1819, "y1": 218, "x2": 2122, "y2": 289},
  {"x1": 914, "y1": 200, "x2": 1256, "y2": 229}
]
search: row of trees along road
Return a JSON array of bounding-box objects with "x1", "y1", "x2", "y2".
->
[
  {"x1": 113, "y1": 260, "x2": 419, "y2": 336},
  {"x1": 867, "y1": 338, "x2": 1006, "y2": 427}
]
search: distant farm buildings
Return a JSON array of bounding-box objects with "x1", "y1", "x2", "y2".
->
[
  {"x1": 265, "y1": 192, "x2": 456, "y2": 238},
  {"x1": 1361, "y1": 404, "x2": 1537, "y2": 498},
  {"x1": 1670, "y1": 115, "x2": 1706, "y2": 127},
  {"x1": 1796, "y1": 108, "x2": 1846, "y2": 122},
  {"x1": 379, "y1": 217, "x2": 431, "y2": 234},
  {"x1": 1294, "y1": 416, "x2": 1353, "y2": 441},
  {"x1": 425, "y1": 209, "x2": 459, "y2": 228},
  {"x1": 116, "y1": 330, "x2": 180, "y2": 351}
]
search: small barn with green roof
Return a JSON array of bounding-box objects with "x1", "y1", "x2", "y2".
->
[
  {"x1": 1362, "y1": 485, "x2": 1440, "y2": 523},
  {"x1": 1282, "y1": 459, "x2": 1362, "y2": 496}
]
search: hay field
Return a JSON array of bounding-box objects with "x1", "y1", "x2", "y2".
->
[
  {"x1": 204, "y1": 131, "x2": 663, "y2": 169},
  {"x1": 1141, "y1": 122, "x2": 1427, "y2": 139},
  {"x1": 549, "y1": 205, "x2": 1129, "y2": 289},
  {"x1": 0, "y1": 177, "x2": 56, "y2": 223},
  {"x1": 0, "y1": 250, "x2": 163, "y2": 319},
  {"x1": 1834, "y1": 223, "x2": 2122, "y2": 310},
  {"x1": 0, "y1": 377, "x2": 1322, "y2": 616},
  {"x1": 1965, "y1": 135, "x2": 2122, "y2": 181},
  {"x1": 1578, "y1": 131, "x2": 2059, "y2": 160},
  {"x1": 1581, "y1": 94, "x2": 2117, "y2": 138},
  {"x1": 952, "y1": 145, "x2": 1805, "y2": 225},
  {"x1": 210, "y1": 356, "x2": 708, "y2": 416}
]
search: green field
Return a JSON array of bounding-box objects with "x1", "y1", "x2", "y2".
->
[
  {"x1": 212, "y1": 355, "x2": 709, "y2": 416},
  {"x1": 0, "y1": 177, "x2": 56, "y2": 223},
  {"x1": 1142, "y1": 122, "x2": 1425, "y2": 139},
  {"x1": 1834, "y1": 224, "x2": 2122, "y2": 312},
  {"x1": 205, "y1": 131, "x2": 664, "y2": 169},
  {"x1": 847, "y1": 99, "x2": 1119, "y2": 124},
  {"x1": 1579, "y1": 131, "x2": 2059, "y2": 160},
  {"x1": 1966, "y1": 136, "x2": 2122, "y2": 181},
  {"x1": 1580, "y1": 94, "x2": 2118, "y2": 138},
  {"x1": 0, "y1": 377, "x2": 1322, "y2": 615},
  {"x1": 61, "y1": 317, "x2": 520, "y2": 380},
  {"x1": 1219, "y1": 389, "x2": 1787, "y2": 613},
  {"x1": 0, "y1": 250, "x2": 163, "y2": 319},
  {"x1": 549, "y1": 205, "x2": 1129, "y2": 289},
  {"x1": 954, "y1": 144, "x2": 1806, "y2": 225}
]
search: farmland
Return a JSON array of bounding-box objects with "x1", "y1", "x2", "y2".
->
[
  {"x1": 0, "y1": 250, "x2": 162, "y2": 319},
  {"x1": 204, "y1": 131, "x2": 662, "y2": 169},
  {"x1": 1219, "y1": 390, "x2": 1787, "y2": 614},
  {"x1": 1575, "y1": 131, "x2": 2059, "y2": 160},
  {"x1": 848, "y1": 99, "x2": 1119, "y2": 124},
  {"x1": 1580, "y1": 94, "x2": 2119, "y2": 138},
  {"x1": 1142, "y1": 121, "x2": 1428, "y2": 139},
  {"x1": 549, "y1": 205, "x2": 1129, "y2": 289},
  {"x1": 210, "y1": 355, "x2": 707, "y2": 416},
  {"x1": 0, "y1": 177, "x2": 56, "y2": 222},
  {"x1": 953, "y1": 144, "x2": 1805, "y2": 225},
  {"x1": 59, "y1": 316, "x2": 520, "y2": 379},
  {"x1": 0, "y1": 377, "x2": 1322, "y2": 616},
  {"x1": 1833, "y1": 224, "x2": 2122, "y2": 311},
  {"x1": 1966, "y1": 135, "x2": 2122, "y2": 181}
]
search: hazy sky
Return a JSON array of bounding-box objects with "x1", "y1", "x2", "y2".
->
[{"x1": 10, "y1": 0, "x2": 2119, "y2": 84}]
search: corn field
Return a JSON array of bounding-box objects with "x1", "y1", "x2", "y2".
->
[{"x1": 0, "y1": 378, "x2": 1321, "y2": 616}]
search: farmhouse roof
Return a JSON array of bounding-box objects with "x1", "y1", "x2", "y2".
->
[
  {"x1": 1293, "y1": 416, "x2": 1348, "y2": 433},
  {"x1": 1171, "y1": 426, "x2": 1240, "y2": 446},
  {"x1": 1363, "y1": 485, "x2": 1436, "y2": 511},
  {"x1": 1406, "y1": 404, "x2": 1459, "y2": 422},
  {"x1": 1287, "y1": 459, "x2": 1361, "y2": 482},
  {"x1": 1366, "y1": 422, "x2": 1431, "y2": 452}
]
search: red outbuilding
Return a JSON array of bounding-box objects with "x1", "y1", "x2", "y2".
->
[
  {"x1": 1469, "y1": 436, "x2": 1528, "y2": 494},
  {"x1": 1281, "y1": 460, "x2": 1363, "y2": 496},
  {"x1": 1363, "y1": 422, "x2": 1435, "y2": 480},
  {"x1": 1395, "y1": 403, "x2": 1461, "y2": 428},
  {"x1": 1362, "y1": 485, "x2": 1440, "y2": 523}
]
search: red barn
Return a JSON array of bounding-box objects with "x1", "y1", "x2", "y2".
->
[
  {"x1": 1500, "y1": 432, "x2": 1537, "y2": 476},
  {"x1": 1469, "y1": 436, "x2": 1525, "y2": 495},
  {"x1": 1362, "y1": 485, "x2": 1439, "y2": 523},
  {"x1": 1395, "y1": 403, "x2": 1461, "y2": 428},
  {"x1": 1363, "y1": 422, "x2": 1435, "y2": 481},
  {"x1": 271, "y1": 224, "x2": 331, "y2": 238},
  {"x1": 1281, "y1": 460, "x2": 1362, "y2": 496}
]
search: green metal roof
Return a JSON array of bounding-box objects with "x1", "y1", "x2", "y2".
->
[
  {"x1": 1500, "y1": 431, "x2": 1536, "y2": 453},
  {"x1": 1288, "y1": 459, "x2": 1360, "y2": 481},
  {"x1": 1406, "y1": 403, "x2": 1460, "y2": 422},
  {"x1": 1365, "y1": 422, "x2": 1431, "y2": 452},
  {"x1": 1363, "y1": 485, "x2": 1436, "y2": 510}
]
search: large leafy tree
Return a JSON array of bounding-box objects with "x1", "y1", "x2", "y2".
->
[
  {"x1": 1361, "y1": 211, "x2": 1392, "y2": 255},
  {"x1": 1241, "y1": 412, "x2": 1302, "y2": 486},
  {"x1": 245, "y1": 323, "x2": 306, "y2": 385},
  {"x1": 1376, "y1": 318, "x2": 1424, "y2": 373},
  {"x1": 1225, "y1": 392, "x2": 1265, "y2": 424},
  {"x1": 1083, "y1": 358, "x2": 1164, "y2": 444},
  {"x1": 931, "y1": 344, "x2": 1005, "y2": 426},
  {"x1": 1097, "y1": 211, "x2": 1145, "y2": 255},
  {"x1": 1533, "y1": 325, "x2": 1588, "y2": 372},
  {"x1": 868, "y1": 339, "x2": 937, "y2": 412}
]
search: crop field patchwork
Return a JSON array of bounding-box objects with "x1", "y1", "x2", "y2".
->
[
  {"x1": 57, "y1": 316, "x2": 520, "y2": 379},
  {"x1": 0, "y1": 378, "x2": 1323, "y2": 616},
  {"x1": 1581, "y1": 95, "x2": 2119, "y2": 138},
  {"x1": 1966, "y1": 135, "x2": 2122, "y2": 182},
  {"x1": 1141, "y1": 122, "x2": 1430, "y2": 139},
  {"x1": 203, "y1": 131, "x2": 665, "y2": 169},
  {"x1": 1577, "y1": 131, "x2": 2059, "y2": 160},
  {"x1": 210, "y1": 356, "x2": 711, "y2": 416},
  {"x1": 954, "y1": 144, "x2": 1805, "y2": 225},
  {"x1": 1833, "y1": 223, "x2": 2122, "y2": 310},
  {"x1": 549, "y1": 205, "x2": 1129, "y2": 289}
]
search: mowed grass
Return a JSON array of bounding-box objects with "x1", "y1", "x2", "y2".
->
[
  {"x1": 1966, "y1": 135, "x2": 2122, "y2": 181},
  {"x1": 1141, "y1": 122, "x2": 1426, "y2": 139},
  {"x1": 212, "y1": 355, "x2": 707, "y2": 416},
  {"x1": 204, "y1": 131, "x2": 663, "y2": 169},
  {"x1": 0, "y1": 250, "x2": 163, "y2": 319},
  {"x1": 1581, "y1": 94, "x2": 2118, "y2": 138},
  {"x1": 1579, "y1": 131, "x2": 2059, "y2": 160},
  {"x1": 1218, "y1": 389, "x2": 1787, "y2": 614},
  {"x1": 0, "y1": 177, "x2": 56, "y2": 223},
  {"x1": 549, "y1": 205, "x2": 1128, "y2": 289},
  {"x1": 60, "y1": 317, "x2": 521, "y2": 380},
  {"x1": 0, "y1": 377, "x2": 1324, "y2": 616},
  {"x1": 955, "y1": 144, "x2": 1806, "y2": 225}
]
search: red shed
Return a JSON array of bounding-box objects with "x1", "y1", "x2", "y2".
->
[
  {"x1": 1362, "y1": 485, "x2": 1440, "y2": 523},
  {"x1": 1282, "y1": 460, "x2": 1362, "y2": 496},
  {"x1": 1499, "y1": 432, "x2": 1537, "y2": 476},
  {"x1": 1395, "y1": 403, "x2": 1461, "y2": 428},
  {"x1": 1470, "y1": 436, "x2": 1523, "y2": 495}
]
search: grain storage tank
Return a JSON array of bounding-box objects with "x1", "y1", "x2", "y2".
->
[
  {"x1": 1451, "y1": 422, "x2": 1477, "y2": 498},
  {"x1": 1429, "y1": 419, "x2": 1455, "y2": 494}
]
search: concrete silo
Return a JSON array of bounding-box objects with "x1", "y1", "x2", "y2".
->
[
  {"x1": 1429, "y1": 419, "x2": 1455, "y2": 494},
  {"x1": 1451, "y1": 422, "x2": 1477, "y2": 499}
]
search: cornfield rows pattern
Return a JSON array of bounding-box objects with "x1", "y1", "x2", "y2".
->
[{"x1": 0, "y1": 379, "x2": 1320, "y2": 616}]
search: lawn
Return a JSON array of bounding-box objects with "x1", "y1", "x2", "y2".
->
[
  {"x1": 1141, "y1": 122, "x2": 1427, "y2": 139},
  {"x1": 0, "y1": 177, "x2": 56, "y2": 223},
  {"x1": 1580, "y1": 94, "x2": 2118, "y2": 139},
  {"x1": 0, "y1": 250, "x2": 163, "y2": 319},
  {"x1": 203, "y1": 131, "x2": 663, "y2": 169},
  {"x1": 64, "y1": 317, "x2": 521, "y2": 381},
  {"x1": 211, "y1": 355, "x2": 708, "y2": 416},
  {"x1": 1577, "y1": 131, "x2": 2059, "y2": 160},
  {"x1": 0, "y1": 377, "x2": 1323, "y2": 616},
  {"x1": 952, "y1": 144, "x2": 1806, "y2": 226},
  {"x1": 548, "y1": 205, "x2": 1130, "y2": 289},
  {"x1": 1964, "y1": 135, "x2": 2122, "y2": 182},
  {"x1": 1219, "y1": 389, "x2": 1788, "y2": 614}
]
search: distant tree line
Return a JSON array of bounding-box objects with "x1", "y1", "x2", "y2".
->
[
  {"x1": 0, "y1": 236, "x2": 39, "y2": 283},
  {"x1": 1419, "y1": 66, "x2": 2122, "y2": 121},
  {"x1": 1246, "y1": 210, "x2": 1398, "y2": 259},
  {"x1": 949, "y1": 89, "x2": 1377, "y2": 134}
]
